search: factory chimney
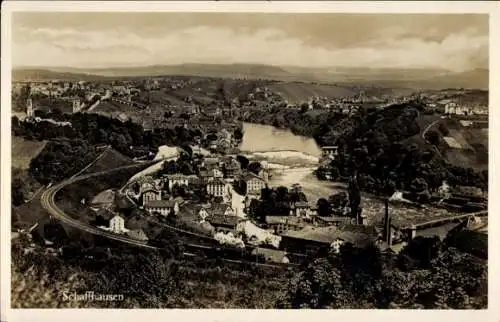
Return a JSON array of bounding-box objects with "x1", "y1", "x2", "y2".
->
[{"x1": 384, "y1": 198, "x2": 392, "y2": 246}]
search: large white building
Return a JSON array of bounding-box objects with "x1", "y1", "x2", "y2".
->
[
  {"x1": 166, "y1": 174, "x2": 189, "y2": 190},
  {"x1": 142, "y1": 188, "x2": 162, "y2": 206},
  {"x1": 109, "y1": 215, "x2": 129, "y2": 234},
  {"x1": 144, "y1": 200, "x2": 180, "y2": 217},
  {"x1": 207, "y1": 179, "x2": 226, "y2": 197},
  {"x1": 242, "y1": 172, "x2": 266, "y2": 195}
]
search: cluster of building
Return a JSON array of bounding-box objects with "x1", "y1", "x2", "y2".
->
[
  {"x1": 13, "y1": 80, "x2": 91, "y2": 98},
  {"x1": 91, "y1": 140, "x2": 480, "y2": 260},
  {"x1": 114, "y1": 152, "x2": 269, "y2": 237}
]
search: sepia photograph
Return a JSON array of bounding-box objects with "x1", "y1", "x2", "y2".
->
[{"x1": 1, "y1": 1, "x2": 497, "y2": 318}]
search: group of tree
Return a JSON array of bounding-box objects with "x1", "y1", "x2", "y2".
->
[
  {"x1": 278, "y1": 232, "x2": 487, "y2": 309},
  {"x1": 13, "y1": 112, "x2": 206, "y2": 185},
  {"x1": 14, "y1": 111, "x2": 202, "y2": 159},
  {"x1": 11, "y1": 226, "x2": 290, "y2": 308},
  {"x1": 235, "y1": 155, "x2": 262, "y2": 175},
  {"x1": 29, "y1": 138, "x2": 99, "y2": 185},
  {"x1": 11, "y1": 168, "x2": 43, "y2": 206},
  {"x1": 248, "y1": 184, "x2": 308, "y2": 222},
  {"x1": 159, "y1": 152, "x2": 200, "y2": 177},
  {"x1": 242, "y1": 101, "x2": 487, "y2": 197}
]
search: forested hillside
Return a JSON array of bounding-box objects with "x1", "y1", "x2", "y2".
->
[{"x1": 242, "y1": 101, "x2": 487, "y2": 196}]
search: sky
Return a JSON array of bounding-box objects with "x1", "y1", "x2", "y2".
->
[{"x1": 12, "y1": 13, "x2": 489, "y2": 72}]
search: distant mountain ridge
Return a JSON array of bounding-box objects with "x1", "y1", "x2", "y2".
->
[{"x1": 12, "y1": 64, "x2": 488, "y2": 90}]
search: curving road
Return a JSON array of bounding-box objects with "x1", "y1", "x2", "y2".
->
[
  {"x1": 422, "y1": 119, "x2": 440, "y2": 140},
  {"x1": 40, "y1": 162, "x2": 160, "y2": 249},
  {"x1": 39, "y1": 161, "x2": 297, "y2": 269}
]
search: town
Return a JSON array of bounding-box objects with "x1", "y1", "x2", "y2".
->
[
  {"x1": 12, "y1": 74, "x2": 488, "y2": 265},
  {"x1": 8, "y1": 10, "x2": 489, "y2": 311}
]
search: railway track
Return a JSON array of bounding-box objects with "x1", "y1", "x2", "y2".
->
[{"x1": 40, "y1": 161, "x2": 297, "y2": 269}]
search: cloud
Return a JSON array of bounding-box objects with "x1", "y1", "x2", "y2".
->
[{"x1": 12, "y1": 24, "x2": 488, "y2": 71}]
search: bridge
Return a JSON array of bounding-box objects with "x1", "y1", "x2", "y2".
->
[
  {"x1": 414, "y1": 210, "x2": 487, "y2": 229},
  {"x1": 109, "y1": 97, "x2": 148, "y2": 109},
  {"x1": 271, "y1": 167, "x2": 318, "y2": 175},
  {"x1": 403, "y1": 210, "x2": 488, "y2": 238}
]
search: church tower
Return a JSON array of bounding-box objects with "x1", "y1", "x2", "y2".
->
[
  {"x1": 72, "y1": 98, "x2": 81, "y2": 113},
  {"x1": 26, "y1": 97, "x2": 34, "y2": 118}
]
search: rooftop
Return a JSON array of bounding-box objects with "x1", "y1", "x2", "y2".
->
[
  {"x1": 282, "y1": 224, "x2": 378, "y2": 247},
  {"x1": 415, "y1": 222, "x2": 463, "y2": 240},
  {"x1": 209, "y1": 203, "x2": 231, "y2": 216},
  {"x1": 207, "y1": 214, "x2": 242, "y2": 227},
  {"x1": 316, "y1": 216, "x2": 353, "y2": 224},
  {"x1": 208, "y1": 178, "x2": 226, "y2": 186},
  {"x1": 144, "y1": 200, "x2": 178, "y2": 208},
  {"x1": 265, "y1": 215, "x2": 305, "y2": 226},
  {"x1": 251, "y1": 248, "x2": 288, "y2": 263},
  {"x1": 166, "y1": 174, "x2": 189, "y2": 180},
  {"x1": 241, "y1": 171, "x2": 265, "y2": 182},
  {"x1": 294, "y1": 201, "x2": 310, "y2": 208}
]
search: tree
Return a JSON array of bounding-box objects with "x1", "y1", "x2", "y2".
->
[
  {"x1": 329, "y1": 192, "x2": 348, "y2": 209},
  {"x1": 278, "y1": 257, "x2": 351, "y2": 309},
  {"x1": 426, "y1": 130, "x2": 440, "y2": 146},
  {"x1": 236, "y1": 155, "x2": 250, "y2": 170},
  {"x1": 206, "y1": 133, "x2": 218, "y2": 142},
  {"x1": 247, "y1": 161, "x2": 262, "y2": 175},
  {"x1": 233, "y1": 179, "x2": 247, "y2": 196},
  {"x1": 180, "y1": 144, "x2": 193, "y2": 157},
  {"x1": 171, "y1": 183, "x2": 187, "y2": 198},
  {"x1": 409, "y1": 177, "x2": 430, "y2": 203},
  {"x1": 444, "y1": 230, "x2": 487, "y2": 260},
  {"x1": 398, "y1": 236, "x2": 443, "y2": 270},
  {"x1": 347, "y1": 175, "x2": 361, "y2": 218},
  {"x1": 438, "y1": 122, "x2": 450, "y2": 136},
  {"x1": 248, "y1": 198, "x2": 261, "y2": 219},
  {"x1": 234, "y1": 128, "x2": 244, "y2": 141},
  {"x1": 290, "y1": 184, "x2": 307, "y2": 203},
  {"x1": 317, "y1": 198, "x2": 330, "y2": 217}
]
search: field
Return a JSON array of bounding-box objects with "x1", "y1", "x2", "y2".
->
[
  {"x1": 167, "y1": 87, "x2": 215, "y2": 105},
  {"x1": 79, "y1": 148, "x2": 135, "y2": 175},
  {"x1": 12, "y1": 193, "x2": 51, "y2": 231},
  {"x1": 403, "y1": 114, "x2": 488, "y2": 171},
  {"x1": 268, "y1": 82, "x2": 357, "y2": 103},
  {"x1": 437, "y1": 118, "x2": 488, "y2": 171},
  {"x1": 12, "y1": 136, "x2": 48, "y2": 169}
]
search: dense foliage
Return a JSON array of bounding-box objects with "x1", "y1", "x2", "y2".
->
[
  {"x1": 243, "y1": 101, "x2": 487, "y2": 196},
  {"x1": 249, "y1": 185, "x2": 308, "y2": 221},
  {"x1": 11, "y1": 236, "x2": 290, "y2": 308},
  {"x1": 12, "y1": 168, "x2": 42, "y2": 206},
  {"x1": 13, "y1": 112, "x2": 202, "y2": 159},
  {"x1": 12, "y1": 111, "x2": 204, "y2": 185},
  {"x1": 278, "y1": 236, "x2": 487, "y2": 309},
  {"x1": 29, "y1": 138, "x2": 99, "y2": 185}
]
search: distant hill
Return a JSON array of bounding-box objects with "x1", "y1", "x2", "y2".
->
[
  {"x1": 12, "y1": 64, "x2": 488, "y2": 90},
  {"x1": 34, "y1": 63, "x2": 291, "y2": 80},
  {"x1": 417, "y1": 68, "x2": 488, "y2": 90},
  {"x1": 12, "y1": 68, "x2": 107, "y2": 82}
]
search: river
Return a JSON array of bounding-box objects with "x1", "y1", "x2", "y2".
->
[
  {"x1": 240, "y1": 122, "x2": 344, "y2": 204},
  {"x1": 240, "y1": 123, "x2": 322, "y2": 157}
]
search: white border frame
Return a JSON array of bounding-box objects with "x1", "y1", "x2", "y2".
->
[{"x1": 1, "y1": 1, "x2": 499, "y2": 322}]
